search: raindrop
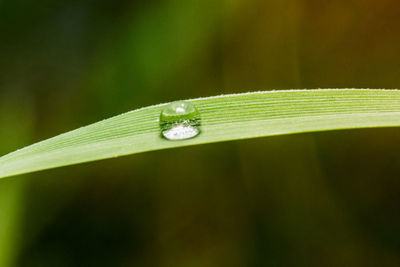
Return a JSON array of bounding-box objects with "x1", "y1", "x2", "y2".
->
[{"x1": 159, "y1": 101, "x2": 201, "y2": 140}]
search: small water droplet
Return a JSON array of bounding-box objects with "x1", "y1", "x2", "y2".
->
[{"x1": 160, "y1": 101, "x2": 201, "y2": 140}]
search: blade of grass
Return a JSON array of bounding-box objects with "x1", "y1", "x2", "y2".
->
[
  {"x1": 0, "y1": 179, "x2": 24, "y2": 267},
  {"x1": 0, "y1": 92, "x2": 34, "y2": 266},
  {"x1": 1, "y1": 89, "x2": 400, "y2": 179}
]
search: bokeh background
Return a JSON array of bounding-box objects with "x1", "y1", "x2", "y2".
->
[{"x1": 1, "y1": 0, "x2": 400, "y2": 266}]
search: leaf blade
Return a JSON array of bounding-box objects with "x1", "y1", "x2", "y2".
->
[{"x1": 1, "y1": 89, "x2": 400, "y2": 178}]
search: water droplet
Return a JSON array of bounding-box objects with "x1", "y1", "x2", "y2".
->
[{"x1": 160, "y1": 101, "x2": 201, "y2": 140}]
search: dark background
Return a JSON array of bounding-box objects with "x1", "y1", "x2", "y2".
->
[{"x1": 1, "y1": 0, "x2": 400, "y2": 266}]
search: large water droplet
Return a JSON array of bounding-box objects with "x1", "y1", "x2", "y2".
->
[{"x1": 160, "y1": 101, "x2": 201, "y2": 140}]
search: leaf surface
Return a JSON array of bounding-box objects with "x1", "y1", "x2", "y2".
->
[{"x1": 1, "y1": 89, "x2": 400, "y2": 178}]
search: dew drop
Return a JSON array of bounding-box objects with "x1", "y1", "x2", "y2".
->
[{"x1": 159, "y1": 101, "x2": 201, "y2": 140}]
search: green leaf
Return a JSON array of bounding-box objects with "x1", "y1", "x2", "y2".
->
[{"x1": 1, "y1": 89, "x2": 400, "y2": 179}]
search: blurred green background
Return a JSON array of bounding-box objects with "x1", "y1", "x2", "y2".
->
[{"x1": 1, "y1": 0, "x2": 400, "y2": 266}]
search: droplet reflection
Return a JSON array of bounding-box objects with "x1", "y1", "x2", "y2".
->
[{"x1": 159, "y1": 101, "x2": 201, "y2": 140}]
